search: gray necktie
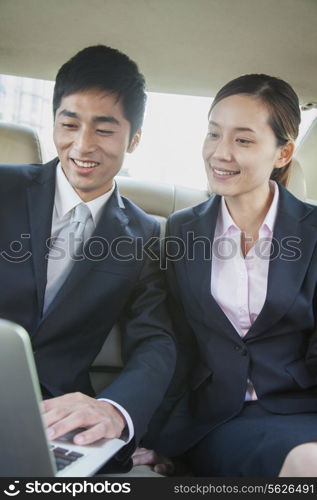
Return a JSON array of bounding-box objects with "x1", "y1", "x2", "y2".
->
[{"x1": 43, "y1": 203, "x2": 94, "y2": 313}]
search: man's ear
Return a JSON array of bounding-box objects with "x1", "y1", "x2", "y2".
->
[
  {"x1": 275, "y1": 142, "x2": 295, "y2": 169},
  {"x1": 127, "y1": 129, "x2": 142, "y2": 153}
]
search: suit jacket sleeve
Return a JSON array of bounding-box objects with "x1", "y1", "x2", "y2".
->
[
  {"x1": 96, "y1": 221, "x2": 176, "y2": 444},
  {"x1": 142, "y1": 216, "x2": 199, "y2": 448},
  {"x1": 305, "y1": 265, "x2": 317, "y2": 375}
]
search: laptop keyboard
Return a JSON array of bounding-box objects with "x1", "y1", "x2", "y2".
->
[
  {"x1": 51, "y1": 445, "x2": 84, "y2": 471},
  {"x1": 50, "y1": 430, "x2": 86, "y2": 471}
]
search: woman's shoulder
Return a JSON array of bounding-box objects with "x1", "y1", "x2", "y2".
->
[
  {"x1": 167, "y1": 194, "x2": 217, "y2": 230},
  {"x1": 303, "y1": 201, "x2": 317, "y2": 228},
  {"x1": 279, "y1": 184, "x2": 317, "y2": 225}
]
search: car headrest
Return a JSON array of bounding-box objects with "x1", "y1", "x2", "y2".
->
[
  {"x1": 294, "y1": 117, "x2": 317, "y2": 201},
  {"x1": 0, "y1": 120, "x2": 307, "y2": 204},
  {"x1": 287, "y1": 158, "x2": 307, "y2": 201},
  {"x1": 116, "y1": 175, "x2": 209, "y2": 234},
  {"x1": 0, "y1": 122, "x2": 42, "y2": 164}
]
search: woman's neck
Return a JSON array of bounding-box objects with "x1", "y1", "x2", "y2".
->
[{"x1": 224, "y1": 183, "x2": 274, "y2": 253}]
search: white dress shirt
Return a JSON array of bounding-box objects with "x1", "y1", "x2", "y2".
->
[{"x1": 46, "y1": 163, "x2": 133, "y2": 442}]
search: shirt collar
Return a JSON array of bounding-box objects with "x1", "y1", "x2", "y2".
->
[
  {"x1": 218, "y1": 196, "x2": 237, "y2": 236},
  {"x1": 55, "y1": 162, "x2": 116, "y2": 226},
  {"x1": 217, "y1": 180, "x2": 279, "y2": 237}
]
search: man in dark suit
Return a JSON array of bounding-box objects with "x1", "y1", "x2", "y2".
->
[{"x1": 0, "y1": 45, "x2": 176, "y2": 468}]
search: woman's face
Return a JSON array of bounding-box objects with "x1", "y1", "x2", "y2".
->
[{"x1": 203, "y1": 94, "x2": 284, "y2": 199}]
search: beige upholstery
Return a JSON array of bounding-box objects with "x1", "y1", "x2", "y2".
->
[
  {"x1": 98, "y1": 465, "x2": 164, "y2": 478},
  {"x1": 0, "y1": 120, "x2": 311, "y2": 476},
  {"x1": 91, "y1": 160, "x2": 308, "y2": 391},
  {"x1": 0, "y1": 120, "x2": 310, "y2": 390},
  {"x1": 0, "y1": 121, "x2": 209, "y2": 394},
  {"x1": 294, "y1": 117, "x2": 317, "y2": 201},
  {"x1": 0, "y1": 122, "x2": 42, "y2": 164},
  {"x1": 116, "y1": 176, "x2": 210, "y2": 216},
  {"x1": 287, "y1": 158, "x2": 307, "y2": 201},
  {"x1": 90, "y1": 179, "x2": 209, "y2": 392},
  {"x1": 116, "y1": 176, "x2": 210, "y2": 234}
]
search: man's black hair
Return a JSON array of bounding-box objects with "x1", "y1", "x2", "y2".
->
[{"x1": 53, "y1": 45, "x2": 147, "y2": 139}]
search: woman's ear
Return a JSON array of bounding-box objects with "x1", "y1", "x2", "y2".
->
[
  {"x1": 127, "y1": 129, "x2": 142, "y2": 153},
  {"x1": 275, "y1": 141, "x2": 295, "y2": 169}
]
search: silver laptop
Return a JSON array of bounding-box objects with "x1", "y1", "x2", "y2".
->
[{"x1": 0, "y1": 318, "x2": 126, "y2": 477}]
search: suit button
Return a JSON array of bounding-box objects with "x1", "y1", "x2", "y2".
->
[{"x1": 233, "y1": 345, "x2": 248, "y2": 356}]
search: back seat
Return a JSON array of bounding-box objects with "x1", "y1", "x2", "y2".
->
[
  {"x1": 0, "y1": 121, "x2": 43, "y2": 163},
  {"x1": 0, "y1": 121, "x2": 309, "y2": 476},
  {"x1": 0, "y1": 120, "x2": 308, "y2": 391},
  {"x1": 294, "y1": 116, "x2": 317, "y2": 204},
  {"x1": 0, "y1": 120, "x2": 209, "y2": 394},
  {"x1": 90, "y1": 176, "x2": 209, "y2": 393}
]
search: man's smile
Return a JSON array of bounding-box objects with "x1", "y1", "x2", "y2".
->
[{"x1": 71, "y1": 158, "x2": 100, "y2": 169}]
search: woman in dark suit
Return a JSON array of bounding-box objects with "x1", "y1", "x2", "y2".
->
[{"x1": 136, "y1": 74, "x2": 317, "y2": 477}]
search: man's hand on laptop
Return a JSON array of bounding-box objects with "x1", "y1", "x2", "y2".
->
[{"x1": 42, "y1": 392, "x2": 126, "y2": 445}]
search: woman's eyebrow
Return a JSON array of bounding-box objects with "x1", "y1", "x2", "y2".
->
[
  {"x1": 234, "y1": 127, "x2": 256, "y2": 133},
  {"x1": 209, "y1": 120, "x2": 256, "y2": 133}
]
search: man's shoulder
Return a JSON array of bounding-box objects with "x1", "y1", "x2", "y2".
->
[
  {"x1": 119, "y1": 194, "x2": 160, "y2": 235},
  {"x1": 0, "y1": 160, "x2": 55, "y2": 192}
]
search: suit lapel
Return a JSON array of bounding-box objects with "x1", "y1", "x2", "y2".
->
[
  {"x1": 42, "y1": 186, "x2": 130, "y2": 317},
  {"x1": 181, "y1": 186, "x2": 317, "y2": 344},
  {"x1": 27, "y1": 159, "x2": 57, "y2": 316},
  {"x1": 181, "y1": 195, "x2": 240, "y2": 342},
  {"x1": 245, "y1": 185, "x2": 317, "y2": 340}
]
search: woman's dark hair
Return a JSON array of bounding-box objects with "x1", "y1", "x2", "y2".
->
[
  {"x1": 209, "y1": 74, "x2": 301, "y2": 186},
  {"x1": 53, "y1": 45, "x2": 147, "y2": 140}
]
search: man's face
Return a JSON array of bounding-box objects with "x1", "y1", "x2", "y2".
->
[{"x1": 53, "y1": 89, "x2": 140, "y2": 201}]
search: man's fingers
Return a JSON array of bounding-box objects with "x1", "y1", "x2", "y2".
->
[
  {"x1": 43, "y1": 405, "x2": 73, "y2": 428},
  {"x1": 73, "y1": 420, "x2": 121, "y2": 445},
  {"x1": 43, "y1": 396, "x2": 125, "y2": 442},
  {"x1": 46, "y1": 409, "x2": 96, "y2": 439},
  {"x1": 43, "y1": 401, "x2": 89, "y2": 428},
  {"x1": 42, "y1": 392, "x2": 87, "y2": 412}
]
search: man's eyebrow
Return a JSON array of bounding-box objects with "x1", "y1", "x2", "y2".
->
[
  {"x1": 209, "y1": 120, "x2": 220, "y2": 127},
  {"x1": 58, "y1": 109, "x2": 120, "y2": 126},
  {"x1": 58, "y1": 110, "x2": 78, "y2": 119},
  {"x1": 92, "y1": 116, "x2": 120, "y2": 126},
  {"x1": 209, "y1": 120, "x2": 256, "y2": 133}
]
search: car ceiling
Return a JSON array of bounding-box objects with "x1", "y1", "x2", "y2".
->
[{"x1": 0, "y1": 0, "x2": 316, "y2": 105}]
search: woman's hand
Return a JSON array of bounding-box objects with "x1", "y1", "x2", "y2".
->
[{"x1": 132, "y1": 447, "x2": 175, "y2": 475}]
